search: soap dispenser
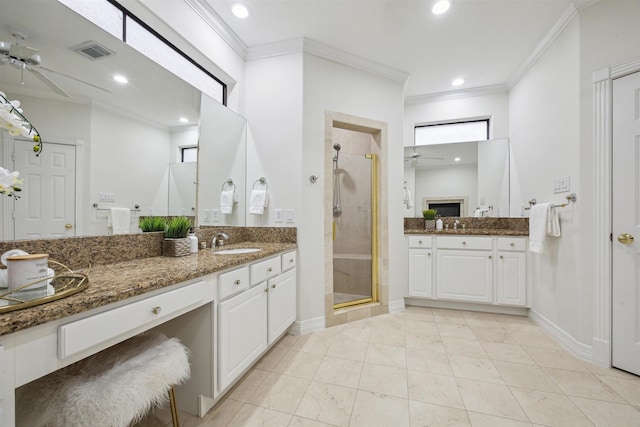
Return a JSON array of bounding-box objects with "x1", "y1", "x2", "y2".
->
[
  {"x1": 188, "y1": 229, "x2": 198, "y2": 253},
  {"x1": 436, "y1": 217, "x2": 443, "y2": 231}
]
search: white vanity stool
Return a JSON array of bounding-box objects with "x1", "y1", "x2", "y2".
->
[{"x1": 16, "y1": 332, "x2": 190, "y2": 427}]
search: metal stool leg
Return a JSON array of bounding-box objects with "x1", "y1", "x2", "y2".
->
[{"x1": 168, "y1": 387, "x2": 180, "y2": 427}]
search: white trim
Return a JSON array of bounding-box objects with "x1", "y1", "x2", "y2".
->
[
  {"x1": 289, "y1": 316, "x2": 325, "y2": 335},
  {"x1": 506, "y1": 4, "x2": 578, "y2": 89},
  {"x1": 592, "y1": 58, "x2": 640, "y2": 370},
  {"x1": 75, "y1": 140, "x2": 85, "y2": 238},
  {"x1": 388, "y1": 299, "x2": 405, "y2": 313},
  {"x1": 404, "y1": 298, "x2": 529, "y2": 316},
  {"x1": 529, "y1": 309, "x2": 593, "y2": 362},
  {"x1": 404, "y1": 84, "x2": 508, "y2": 106},
  {"x1": 184, "y1": 0, "x2": 248, "y2": 59},
  {"x1": 247, "y1": 38, "x2": 409, "y2": 84}
]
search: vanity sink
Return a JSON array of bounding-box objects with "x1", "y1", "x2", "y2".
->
[{"x1": 214, "y1": 248, "x2": 261, "y2": 255}]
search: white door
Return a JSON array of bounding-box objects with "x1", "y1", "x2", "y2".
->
[
  {"x1": 612, "y1": 71, "x2": 640, "y2": 376},
  {"x1": 13, "y1": 139, "x2": 76, "y2": 240}
]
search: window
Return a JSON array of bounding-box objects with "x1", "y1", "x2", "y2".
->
[
  {"x1": 181, "y1": 147, "x2": 197, "y2": 163},
  {"x1": 415, "y1": 119, "x2": 489, "y2": 146}
]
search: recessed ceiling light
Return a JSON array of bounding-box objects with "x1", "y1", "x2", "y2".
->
[
  {"x1": 231, "y1": 3, "x2": 250, "y2": 19},
  {"x1": 451, "y1": 78, "x2": 464, "y2": 87},
  {"x1": 432, "y1": 0, "x2": 450, "y2": 15},
  {"x1": 113, "y1": 74, "x2": 128, "y2": 84},
  {"x1": 454, "y1": 157, "x2": 461, "y2": 162},
  {"x1": 179, "y1": 117, "x2": 188, "y2": 123}
]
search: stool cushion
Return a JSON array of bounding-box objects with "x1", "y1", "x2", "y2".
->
[{"x1": 16, "y1": 332, "x2": 190, "y2": 427}]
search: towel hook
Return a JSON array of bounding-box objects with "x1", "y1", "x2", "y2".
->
[
  {"x1": 309, "y1": 175, "x2": 319, "y2": 184},
  {"x1": 252, "y1": 177, "x2": 268, "y2": 190}
]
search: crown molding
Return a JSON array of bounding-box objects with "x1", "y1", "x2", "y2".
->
[
  {"x1": 247, "y1": 37, "x2": 409, "y2": 84},
  {"x1": 506, "y1": 3, "x2": 578, "y2": 89},
  {"x1": 184, "y1": 0, "x2": 247, "y2": 59},
  {"x1": 404, "y1": 84, "x2": 508, "y2": 105}
]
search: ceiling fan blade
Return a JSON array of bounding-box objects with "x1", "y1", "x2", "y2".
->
[
  {"x1": 39, "y1": 66, "x2": 111, "y2": 94},
  {"x1": 28, "y1": 68, "x2": 70, "y2": 97}
]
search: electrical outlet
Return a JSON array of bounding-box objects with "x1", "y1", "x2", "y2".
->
[
  {"x1": 285, "y1": 209, "x2": 295, "y2": 223},
  {"x1": 148, "y1": 208, "x2": 153, "y2": 216},
  {"x1": 203, "y1": 209, "x2": 210, "y2": 222},
  {"x1": 212, "y1": 209, "x2": 220, "y2": 222},
  {"x1": 275, "y1": 209, "x2": 283, "y2": 223}
]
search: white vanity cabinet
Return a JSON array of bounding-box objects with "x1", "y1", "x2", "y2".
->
[
  {"x1": 406, "y1": 235, "x2": 528, "y2": 308},
  {"x1": 436, "y1": 236, "x2": 493, "y2": 303},
  {"x1": 408, "y1": 236, "x2": 433, "y2": 298},
  {"x1": 217, "y1": 251, "x2": 297, "y2": 393},
  {"x1": 496, "y1": 238, "x2": 527, "y2": 306}
]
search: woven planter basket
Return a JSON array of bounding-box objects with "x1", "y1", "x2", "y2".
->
[
  {"x1": 163, "y1": 238, "x2": 191, "y2": 257},
  {"x1": 424, "y1": 220, "x2": 436, "y2": 230}
]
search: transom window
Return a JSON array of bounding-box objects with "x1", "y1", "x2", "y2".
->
[
  {"x1": 415, "y1": 119, "x2": 489, "y2": 146},
  {"x1": 181, "y1": 146, "x2": 197, "y2": 162}
]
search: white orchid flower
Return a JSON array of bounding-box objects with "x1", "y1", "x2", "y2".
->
[{"x1": 0, "y1": 166, "x2": 22, "y2": 198}]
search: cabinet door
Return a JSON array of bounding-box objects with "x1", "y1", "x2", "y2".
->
[
  {"x1": 267, "y1": 269, "x2": 296, "y2": 344},
  {"x1": 218, "y1": 283, "x2": 267, "y2": 391},
  {"x1": 408, "y1": 248, "x2": 433, "y2": 297},
  {"x1": 436, "y1": 249, "x2": 493, "y2": 303},
  {"x1": 496, "y1": 251, "x2": 527, "y2": 306}
]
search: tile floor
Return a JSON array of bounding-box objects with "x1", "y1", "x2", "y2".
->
[{"x1": 139, "y1": 307, "x2": 640, "y2": 426}]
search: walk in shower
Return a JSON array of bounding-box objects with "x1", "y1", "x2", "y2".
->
[{"x1": 332, "y1": 129, "x2": 378, "y2": 309}]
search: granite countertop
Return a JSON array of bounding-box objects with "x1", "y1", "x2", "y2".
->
[
  {"x1": 0, "y1": 242, "x2": 296, "y2": 336},
  {"x1": 405, "y1": 229, "x2": 529, "y2": 236}
]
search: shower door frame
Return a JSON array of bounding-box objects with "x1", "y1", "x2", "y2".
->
[{"x1": 333, "y1": 152, "x2": 379, "y2": 309}]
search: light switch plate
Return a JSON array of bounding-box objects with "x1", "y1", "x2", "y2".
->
[
  {"x1": 553, "y1": 176, "x2": 570, "y2": 194},
  {"x1": 212, "y1": 209, "x2": 220, "y2": 222},
  {"x1": 285, "y1": 209, "x2": 295, "y2": 223},
  {"x1": 275, "y1": 209, "x2": 283, "y2": 223},
  {"x1": 203, "y1": 209, "x2": 210, "y2": 222}
]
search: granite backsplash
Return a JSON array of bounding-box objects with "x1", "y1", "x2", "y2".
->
[{"x1": 404, "y1": 217, "x2": 529, "y2": 232}]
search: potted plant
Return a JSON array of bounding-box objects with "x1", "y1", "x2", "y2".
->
[
  {"x1": 422, "y1": 209, "x2": 437, "y2": 230},
  {"x1": 139, "y1": 216, "x2": 166, "y2": 232},
  {"x1": 162, "y1": 216, "x2": 192, "y2": 257}
]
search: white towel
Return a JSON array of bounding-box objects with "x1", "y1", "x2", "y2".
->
[
  {"x1": 403, "y1": 186, "x2": 413, "y2": 209},
  {"x1": 107, "y1": 207, "x2": 131, "y2": 235},
  {"x1": 547, "y1": 206, "x2": 561, "y2": 237},
  {"x1": 220, "y1": 190, "x2": 235, "y2": 214},
  {"x1": 249, "y1": 189, "x2": 268, "y2": 215},
  {"x1": 529, "y1": 203, "x2": 552, "y2": 254}
]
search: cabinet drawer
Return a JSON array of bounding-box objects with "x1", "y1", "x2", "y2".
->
[
  {"x1": 281, "y1": 251, "x2": 297, "y2": 271},
  {"x1": 408, "y1": 235, "x2": 433, "y2": 248},
  {"x1": 58, "y1": 280, "x2": 210, "y2": 359},
  {"x1": 497, "y1": 237, "x2": 526, "y2": 252},
  {"x1": 437, "y1": 236, "x2": 492, "y2": 250},
  {"x1": 219, "y1": 266, "x2": 250, "y2": 301},
  {"x1": 251, "y1": 257, "x2": 281, "y2": 285}
]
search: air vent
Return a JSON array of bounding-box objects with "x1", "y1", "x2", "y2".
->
[{"x1": 70, "y1": 41, "x2": 114, "y2": 60}]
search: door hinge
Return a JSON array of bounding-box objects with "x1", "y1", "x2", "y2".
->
[
  {"x1": 11, "y1": 152, "x2": 15, "y2": 162},
  {"x1": 610, "y1": 233, "x2": 613, "y2": 242}
]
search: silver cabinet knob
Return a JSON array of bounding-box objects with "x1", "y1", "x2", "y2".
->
[
  {"x1": 151, "y1": 306, "x2": 161, "y2": 315},
  {"x1": 234, "y1": 279, "x2": 241, "y2": 285}
]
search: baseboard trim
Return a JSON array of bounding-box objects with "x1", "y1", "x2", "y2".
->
[
  {"x1": 528, "y1": 309, "x2": 594, "y2": 363},
  {"x1": 289, "y1": 316, "x2": 325, "y2": 335},
  {"x1": 404, "y1": 298, "x2": 529, "y2": 316},
  {"x1": 388, "y1": 299, "x2": 406, "y2": 313}
]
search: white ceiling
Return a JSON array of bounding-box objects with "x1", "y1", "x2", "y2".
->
[{"x1": 206, "y1": 0, "x2": 590, "y2": 97}]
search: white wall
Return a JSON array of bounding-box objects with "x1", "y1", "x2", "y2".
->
[{"x1": 415, "y1": 165, "x2": 478, "y2": 217}]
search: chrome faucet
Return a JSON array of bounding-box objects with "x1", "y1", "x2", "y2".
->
[
  {"x1": 212, "y1": 232, "x2": 229, "y2": 247},
  {"x1": 454, "y1": 220, "x2": 460, "y2": 230}
]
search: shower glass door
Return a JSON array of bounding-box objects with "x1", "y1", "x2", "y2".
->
[{"x1": 333, "y1": 152, "x2": 378, "y2": 309}]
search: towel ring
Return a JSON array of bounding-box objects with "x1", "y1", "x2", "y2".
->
[
  {"x1": 252, "y1": 177, "x2": 268, "y2": 191},
  {"x1": 221, "y1": 179, "x2": 235, "y2": 191}
]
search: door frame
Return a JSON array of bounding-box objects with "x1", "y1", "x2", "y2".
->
[
  {"x1": 592, "y1": 57, "x2": 640, "y2": 367},
  {"x1": 0, "y1": 133, "x2": 85, "y2": 240}
]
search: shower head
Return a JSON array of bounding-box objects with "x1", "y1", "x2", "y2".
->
[{"x1": 333, "y1": 143, "x2": 341, "y2": 151}]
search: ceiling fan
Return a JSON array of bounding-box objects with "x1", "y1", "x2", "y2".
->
[
  {"x1": 0, "y1": 31, "x2": 109, "y2": 97},
  {"x1": 404, "y1": 146, "x2": 444, "y2": 166}
]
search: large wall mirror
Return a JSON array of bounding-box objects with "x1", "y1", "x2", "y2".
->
[
  {"x1": 0, "y1": 0, "x2": 246, "y2": 240},
  {"x1": 404, "y1": 138, "x2": 510, "y2": 217}
]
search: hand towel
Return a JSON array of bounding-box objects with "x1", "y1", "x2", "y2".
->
[
  {"x1": 220, "y1": 190, "x2": 235, "y2": 214},
  {"x1": 249, "y1": 189, "x2": 268, "y2": 215},
  {"x1": 403, "y1": 186, "x2": 413, "y2": 209},
  {"x1": 107, "y1": 207, "x2": 131, "y2": 235},
  {"x1": 547, "y1": 206, "x2": 561, "y2": 237},
  {"x1": 528, "y1": 203, "x2": 551, "y2": 254}
]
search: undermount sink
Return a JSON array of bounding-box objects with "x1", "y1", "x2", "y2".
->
[{"x1": 214, "y1": 248, "x2": 261, "y2": 255}]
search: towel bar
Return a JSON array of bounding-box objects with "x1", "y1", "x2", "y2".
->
[{"x1": 525, "y1": 193, "x2": 576, "y2": 210}]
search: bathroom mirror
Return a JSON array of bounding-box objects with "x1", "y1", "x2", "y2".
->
[
  {"x1": 404, "y1": 138, "x2": 510, "y2": 217},
  {"x1": 0, "y1": 0, "x2": 246, "y2": 240}
]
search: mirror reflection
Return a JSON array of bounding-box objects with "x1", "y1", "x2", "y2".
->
[
  {"x1": 404, "y1": 139, "x2": 510, "y2": 217},
  {"x1": 0, "y1": 0, "x2": 247, "y2": 240}
]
